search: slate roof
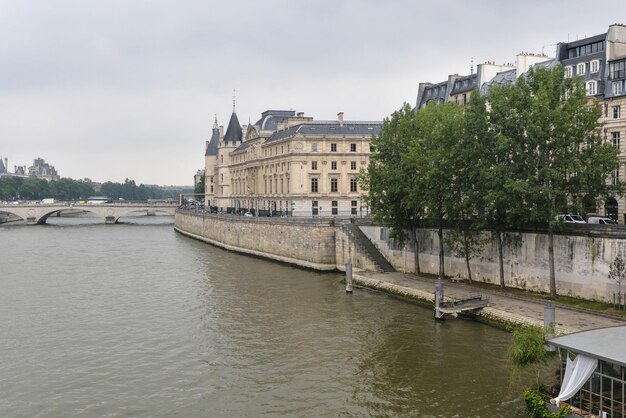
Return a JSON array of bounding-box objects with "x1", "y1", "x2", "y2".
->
[
  {"x1": 205, "y1": 127, "x2": 220, "y2": 156},
  {"x1": 549, "y1": 325, "x2": 626, "y2": 367},
  {"x1": 418, "y1": 81, "x2": 450, "y2": 108},
  {"x1": 266, "y1": 121, "x2": 381, "y2": 143},
  {"x1": 253, "y1": 110, "x2": 296, "y2": 132},
  {"x1": 480, "y1": 69, "x2": 517, "y2": 94},
  {"x1": 451, "y1": 74, "x2": 478, "y2": 94},
  {"x1": 224, "y1": 111, "x2": 243, "y2": 143}
]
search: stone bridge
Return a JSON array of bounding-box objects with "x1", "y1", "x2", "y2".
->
[{"x1": 0, "y1": 203, "x2": 177, "y2": 225}]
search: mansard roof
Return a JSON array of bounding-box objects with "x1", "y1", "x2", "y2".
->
[
  {"x1": 253, "y1": 110, "x2": 296, "y2": 132},
  {"x1": 224, "y1": 111, "x2": 243, "y2": 142},
  {"x1": 266, "y1": 121, "x2": 381, "y2": 143},
  {"x1": 205, "y1": 127, "x2": 220, "y2": 156}
]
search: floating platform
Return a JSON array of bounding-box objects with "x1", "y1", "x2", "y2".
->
[{"x1": 438, "y1": 295, "x2": 489, "y2": 318}]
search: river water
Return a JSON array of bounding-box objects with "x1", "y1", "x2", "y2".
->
[{"x1": 0, "y1": 215, "x2": 532, "y2": 417}]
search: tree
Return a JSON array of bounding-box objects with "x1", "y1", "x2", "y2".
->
[
  {"x1": 469, "y1": 81, "x2": 535, "y2": 287},
  {"x1": 194, "y1": 173, "x2": 205, "y2": 196},
  {"x1": 405, "y1": 102, "x2": 465, "y2": 279},
  {"x1": 518, "y1": 66, "x2": 620, "y2": 298},
  {"x1": 362, "y1": 103, "x2": 424, "y2": 273}
]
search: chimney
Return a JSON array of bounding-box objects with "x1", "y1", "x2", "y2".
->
[{"x1": 337, "y1": 112, "x2": 344, "y2": 127}]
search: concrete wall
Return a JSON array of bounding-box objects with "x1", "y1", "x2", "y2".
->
[
  {"x1": 360, "y1": 225, "x2": 626, "y2": 302},
  {"x1": 175, "y1": 211, "x2": 338, "y2": 270}
]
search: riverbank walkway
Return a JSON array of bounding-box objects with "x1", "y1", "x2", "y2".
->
[{"x1": 353, "y1": 271, "x2": 626, "y2": 335}]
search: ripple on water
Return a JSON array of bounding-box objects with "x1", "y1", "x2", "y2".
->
[{"x1": 0, "y1": 221, "x2": 537, "y2": 417}]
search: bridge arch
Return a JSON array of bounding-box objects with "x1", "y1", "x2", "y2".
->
[{"x1": 0, "y1": 203, "x2": 177, "y2": 225}]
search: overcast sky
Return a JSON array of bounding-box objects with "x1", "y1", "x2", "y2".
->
[{"x1": 0, "y1": 1, "x2": 622, "y2": 185}]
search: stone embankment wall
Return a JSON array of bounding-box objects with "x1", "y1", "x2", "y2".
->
[
  {"x1": 360, "y1": 225, "x2": 626, "y2": 302},
  {"x1": 176, "y1": 212, "x2": 382, "y2": 272},
  {"x1": 175, "y1": 212, "x2": 338, "y2": 270}
]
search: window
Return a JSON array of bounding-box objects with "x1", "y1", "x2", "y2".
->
[
  {"x1": 311, "y1": 178, "x2": 318, "y2": 193},
  {"x1": 350, "y1": 143, "x2": 356, "y2": 152},
  {"x1": 331, "y1": 143, "x2": 337, "y2": 152},
  {"x1": 586, "y1": 81, "x2": 597, "y2": 96},
  {"x1": 590, "y1": 60, "x2": 600, "y2": 73},
  {"x1": 613, "y1": 81, "x2": 624, "y2": 96},
  {"x1": 609, "y1": 60, "x2": 626, "y2": 80},
  {"x1": 350, "y1": 177, "x2": 357, "y2": 192},
  {"x1": 613, "y1": 132, "x2": 621, "y2": 149},
  {"x1": 312, "y1": 161, "x2": 318, "y2": 170},
  {"x1": 351, "y1": 200, "x2": 357, "y2": 215},
  {"x1": 577, "y1": 63, "x2": 586, "y2": 76},
  {"x1": 564, "y1": 66, "x2": 573, "y2": 78},
  {"x1": 462, "y1": 93, "x2": 467, "y2": 105},
  {"x1": 331, "y1": 201, "x2": 338, "y2": 215},
  {"x1": 330, "y1": 178, "x2": 338, "y2": 192},
  {"x1": 614, "y1": 106, "x2": 621, "y2": 119},
  {"x1": 210, "y1": 176, "x2": 213, "y2": 184},
  {"x1": 311, "y1": 143, "x2": 317, "y2": 152},
  {"x1": 331, "y1": 161, "x2": 337, "y2": 170},
  {"x1": 312, "y1": 200, "x2": 318, "y2": 215},
  {"x1": 350, "y1": 161, "x2": 356, "y2": 170},
  {"x1": 613, "y1": 167, "x2": 620, "y2": 185}
]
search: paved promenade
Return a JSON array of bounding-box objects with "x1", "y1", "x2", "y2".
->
[{"x1": 353, "y1": 271, "x2": 626, "y2": 335}]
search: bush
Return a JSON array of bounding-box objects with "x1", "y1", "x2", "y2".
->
[{"x1": 524, "y1": 389, "x2": 570, "y2": 418}]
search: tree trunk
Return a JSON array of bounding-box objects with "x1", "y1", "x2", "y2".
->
[
  {"x1": 412, "y1": 227, "x2": 421, "y2": 275},
  {"x1": 438, "y1": 222, "x2": 445, "y2": 279},
  {"x1": 497, "y1": 231, "x2": 505, "y2": 288},
  {"x1": 548, "y1": 226, "x2": 557, "y2": 298},
  {"x1": 465, "y1": 252, "x2": 472, "y2": 282}
]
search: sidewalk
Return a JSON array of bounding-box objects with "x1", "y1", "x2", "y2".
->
[{"x1": 353, "y1": 271, "x2": 626, "y2": 335}]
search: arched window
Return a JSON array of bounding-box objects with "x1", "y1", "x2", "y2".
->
[{"x1": 586, "y1": 81, "x2": 597, "y2": 96}]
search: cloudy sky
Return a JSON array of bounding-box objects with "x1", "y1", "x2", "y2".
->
[{"x1": 0, "y1": 1, "x2": 621, "y2": 185}]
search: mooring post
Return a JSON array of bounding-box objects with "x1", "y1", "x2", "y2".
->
[
  {"x1": 434, "y1": 279, "x2": 444, "y2": 319},
  {"x1": 345, "y1": 262, "x2": 353, "y2": 293}
]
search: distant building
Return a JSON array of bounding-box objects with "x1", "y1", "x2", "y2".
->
[
  {"x1": 204, "y1": 107, "x2": 381, "y2": 216},
  {"x1": 28, "y1": 158, "x2": 59, "y2": 180}
]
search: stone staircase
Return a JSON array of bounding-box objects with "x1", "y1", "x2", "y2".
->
[{"x1": 341, "y1": 223, "x2": 395, "y2": 272}]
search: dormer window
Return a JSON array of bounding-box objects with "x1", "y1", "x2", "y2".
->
[
  {"x1": 590, "y1": 59, "x2": 600, "y2": 73},
  {"x1": 577, "y1": 63, "x2": 586, "y2": 76},
  {"x1": 586, "y1": 80, "x2": 597, "y2": 96},
  {"x1": 564, "y1": 66, "x2": 573, "y2": 78}
]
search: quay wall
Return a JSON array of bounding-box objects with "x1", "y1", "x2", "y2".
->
[
  {"x1": 174, "y1": 211, "x2": 338, "y2": 270},
  {"x1": 175, "y1": 211, "x2": 626, "y2": 302},
  {"x1": 360, "y1": 225, "x2": 626, "y2": 303}
]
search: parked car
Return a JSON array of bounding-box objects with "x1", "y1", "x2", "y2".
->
[
  {"x1": 244, "y1": 212, "x2": 253, "y2": 217},
  {"x1": 555, "y1": 214, "x2": 586, "y2": 224},
  {"x1": 587, "y1": 216, "x2": 617, "y2": 225}
]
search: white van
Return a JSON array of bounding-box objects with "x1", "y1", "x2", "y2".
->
[{"x1": 587, "y1": 216, "x2": 617, "y2": 225}]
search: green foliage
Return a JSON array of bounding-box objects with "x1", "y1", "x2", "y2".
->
[
  {"x1": 523, "y1": 389, "x2": 571, "y2": 418},
  {"x1": 509, "y1": 326, "x2": 549, "y2": 368},
  {"x1": 364, "y1": 65, "x2": 620, "y2": 293},
  {"x1": 0, "y1": 176, "x2": 188, "y2": 202},
  {"x1": 194, "y1": 173, "x2": 205, "y2": 195},
  {"x1": 360, "y1": 103, "x2": 420, "y2": 246},
  {"x1": 0, "y1": 177, "x2": 94, "y2": 201}
]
